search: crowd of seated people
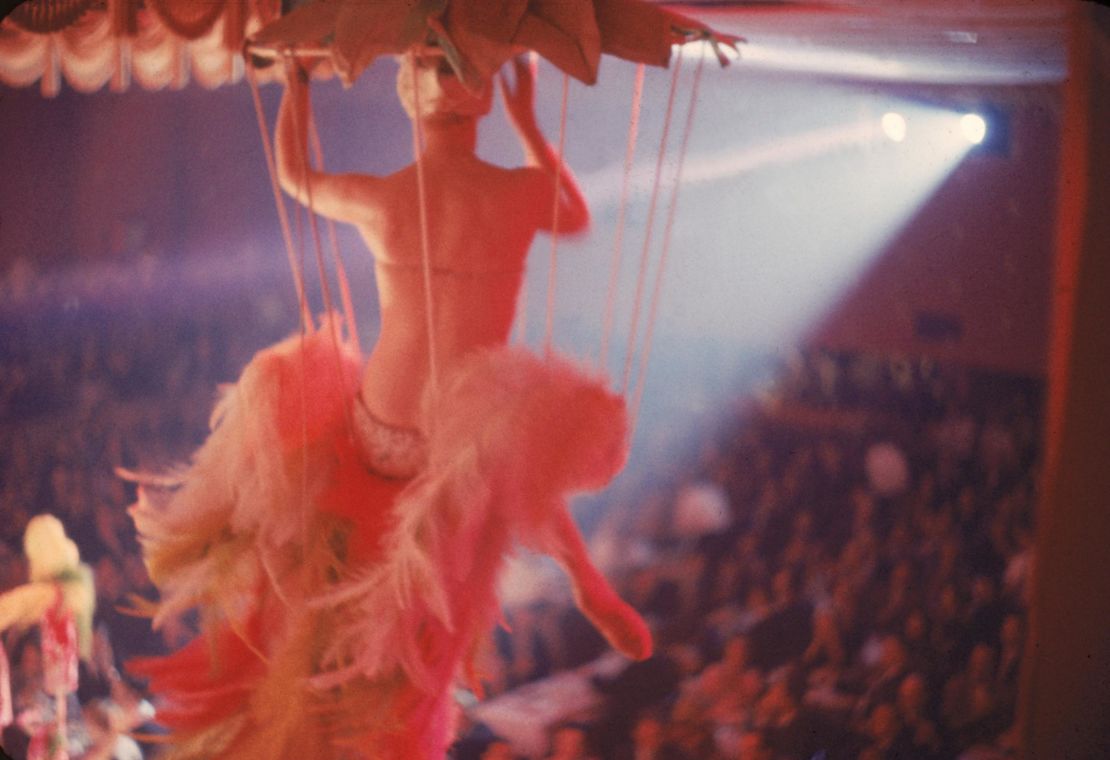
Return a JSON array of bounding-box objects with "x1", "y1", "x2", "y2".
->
[
  {"x1": 1, "y1": 268, "x2": 1041, "y2": 760},
  {"x1": 457, "y1": 347, "x2": 1040, "y2": 760},
  {"x1": 0, "y1": 279, "x2": 287, "y2": 758}
]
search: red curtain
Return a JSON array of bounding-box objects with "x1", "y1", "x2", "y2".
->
[{"x1": 0, "y1": 0, "x2": 280, "y2": 96}]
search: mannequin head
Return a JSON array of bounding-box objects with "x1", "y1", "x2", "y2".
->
[{"x1": 23, "y1": 514, "x2": 79, "y2": 582}]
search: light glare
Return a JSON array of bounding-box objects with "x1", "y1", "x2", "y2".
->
[
  {"x1": 960, "y1": 113, "x2": 987, "y2": 145},
  {"x1": 881, "y1": 112, "x2": 907, "y2": 143}
]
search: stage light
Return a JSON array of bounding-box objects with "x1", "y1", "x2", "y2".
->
[
  {"x1": 881, "y1": 111, "x2": 907, "y2": 143},
  {"x1": 960, "y1": 113, "x2": 987, "y2": 145},
  {"x1": 568, "y1": 92, "x2": 980, "y2": 419}
]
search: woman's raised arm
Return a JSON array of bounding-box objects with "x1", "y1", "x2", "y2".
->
[
  {"x1": 275, "y1": 66, "x2": 378, "y2": 224},
  {"x1": 499, "y1": 56, "x2": 590, "y2": 235}
]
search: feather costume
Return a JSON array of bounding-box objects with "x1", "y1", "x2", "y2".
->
[{"x1": 127, "y1": 320, "x2": 650, "y2": 759}]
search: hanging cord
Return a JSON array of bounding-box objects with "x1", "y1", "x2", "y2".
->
[
  {"x1": 512, "y1": 51, "x2": 540, "y2": 347},
  {"x1": 279, "y1": 58, "x2": 327, "y2": 561},
  {"x1": 291, "y1": 168, "x2": 309, "y2": 333},
  {"x1": 410, "y1": 51, "x2": 440, "y2": 409},
  {"x1": 246, "y1": 60, "x2": 313, "y2": 329},
  {"x1": 284, "y1": 60, "x2": 336, "y2": 329},
  {"x1": 245, "y1": 57, "x2": 314, "y2": 603},
  {"x1": 629, "y1": 43, "x2": 707, "y2": 433},
  {"x1": 307, "y1": 111, "x2": 362, "y2": 357},
  {"x1": 621, "y1": 52, "x2": 684, "y2": 396},
  {"x1": 514, "y1": 278, "x2": 529, "y2": 344},
  {"x1": 599, "y1": 63, "x2": 645, "y2": 372},
  {"x1": 543, "y1": 72, "x2": 570, "y2": 357},
  {"x1": 283, "y1": 57, "x2": 359, "y2": 451}
]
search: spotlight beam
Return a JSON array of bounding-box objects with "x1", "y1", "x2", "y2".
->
[{"x1": 582, "y1": 120, "x2": 882, "y2": 206}]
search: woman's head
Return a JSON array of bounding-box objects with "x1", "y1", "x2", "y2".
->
[{"x1": 395, "y1": 50, "x2": 493, "y2": 122}]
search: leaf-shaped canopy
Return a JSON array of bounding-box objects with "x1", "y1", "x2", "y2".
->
[{"x1": 247, "y1": 0, "x2": 735, "y2": 89}]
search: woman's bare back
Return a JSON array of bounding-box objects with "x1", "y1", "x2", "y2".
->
[
  {"x1": 356, "y1": 155, "x2": 548, "y2": 428},
  {"x1": 276, "y1": 56, "x2": 588, "y2": 431}
]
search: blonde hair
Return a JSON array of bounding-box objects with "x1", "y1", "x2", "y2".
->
[
  {"x1": 23, "y1": 514, "x2": 80, "y2": 582},
  {"x1": 395, "y1": 52, "x2": 493, "y2": 121}
]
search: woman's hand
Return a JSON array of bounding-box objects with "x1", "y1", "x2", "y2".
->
[
  {"x1": 273, "y1": 50, "x2": 333, "y2": 89},
  {"x1": 498, "y1": 55, "x2": 539, "y2": 134},
  {"x1": 667, "y1": 8, "x2": 746, "y2": 67}
]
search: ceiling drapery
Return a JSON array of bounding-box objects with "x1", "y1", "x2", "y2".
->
[
  {"x1": 1, "y1": 0, "x2": 735, "y2": 97},
  {"x1": 0, "y1": 0, "x2": 281, "y2": 96}
]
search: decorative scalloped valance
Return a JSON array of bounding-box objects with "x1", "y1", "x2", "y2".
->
[
  {"x1": 8, "y1": 0, "x2": 97, "y2": 34},
  {"x1": 247, "y1": 0, "x2": 733, "y2": 91},
  {"x1": 0, "y1": 0, "x2": 280, "y2": 96},
  {"x1": 1, "y1": 0, "x2": 738, "y2": 97}
]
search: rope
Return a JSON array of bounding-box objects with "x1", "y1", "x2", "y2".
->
[
  {"x1": 543, "y1": 72, "x2": 570, "y2": 357},
  {"x1": 308, "y1": 111, "x2": 362, "y2": 356},
  {"x1": 512, "y1": 52, "x2": 541, "y2": 348},
  {"x1": 410, "y1": 51, "x2": 440, "y2": 405},
  {"x1": 621, "y1": 52, "x2": 684, "y2": 396},
  {"x1": 514, "y1": 282, "x2": 528, "y2": 344},
  {"x1": 630, "y1": 43, "x2": 707, "y2": 432},
  {"x1": 599, "y1": 63, "x2": 645, "y2": 372},
  {"x1": 246, "y1": 58, "x2": 311, "y2": 597},
  {"x1": 246, "y1": 61, "x2": 312, "y2": 328},
  {"x1": 283, "y1": 58, "x2": 358, "y2": 446}
]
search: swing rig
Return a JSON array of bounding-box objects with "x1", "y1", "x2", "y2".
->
[{"x1": 240, "y1": 15, "x2": 741, "y2": 442}]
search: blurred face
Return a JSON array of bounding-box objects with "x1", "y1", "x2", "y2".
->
[
  {"x1": 740, "y1": 668, "x2": 765, "y2": 704},
  {"x1": 395, "y1": 52, "x2": 492, "y2": 122},
  {"x1": 671, "y1": 721, "x2": 708, "y2": 751},
  {"x1": 552, "y1": 727, "x2": 586, "y2": 757},
  {"x1": 969, "y1": 644, "x2": 996, "y2": 679},
  {"x1": 958, "y1": 486, "x2": 975, "y2": 516},
  {"x1": 833, "y1": 583, "x2": 856, "y2": 617},
  {"x1": 852, "y1": 489, "x2": 874, "y2": 522},
  {"x1": 481, "y1": 741, "x2": 514, "y2": 760},
  {"x1": 96, "y1": 556, "x2": 124, "y2": 601},
  {"x1": 904, "y1": 610, "x2": 926, "y2": 641},
  {"x1": 746, "y1": 586, "x2": 769, "y2": 611},
  {"x1": 972, "y1": 576, "x2": 995, "y2": 603},
  {"x1": 737, "y1": 731, "x2": 770, "y2": 760},
  {"x1": 772, "y1": 569, "x2": 793, "y2": 601},
  {"x1": 939, "y1": 585, "x2": 959, "y2": 618},
  {"x1": 633, "y1": 717, "x2": 664, "y2": 747},
  {"x1": 1001, "y1": 615, "x2": 1022, "y2": 648},
  {"x1": 869, "y1": 704, "x2": 901, "y2": 744},
  {"x1": 758, "y1": 681, "x2": 793, "y2": 720},
  {"x1": 19, "y1": 642, "x2": 42, "y2": 677},
  {"x1": 724, "y1": 636, "x2": 750, "y2": 669},
  {"x1": 670, "y1": 645, "x2": 702, "y2": 678},
  {"x1": 897, "y1": 674, "x2": 927, "y2": 715},
  {"x1": 892, "y1": 561, "x2": 911, "y2": 586},
  {"x1": 880, "y1": 637, "x2": 906, "y2": 671}
]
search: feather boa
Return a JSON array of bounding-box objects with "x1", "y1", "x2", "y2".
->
[{"x1": 127, "y1": 319, "x2": 638, "y2": 759}]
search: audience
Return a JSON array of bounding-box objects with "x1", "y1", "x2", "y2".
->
[
  {"x1": 464, "y1": 346, "x2": 1039, "y2": 759},
  {"x1": 1, "y1": 285, "x2": 282, "y2": 758},
  {"x1": 1, "y1": 280, "x2": 1040, "y2": 759}
]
